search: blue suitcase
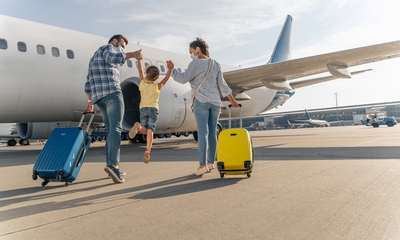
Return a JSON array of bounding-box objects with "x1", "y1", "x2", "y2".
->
[{"x1": 32, "y1": 113, "x2": 94, "y2": 187}]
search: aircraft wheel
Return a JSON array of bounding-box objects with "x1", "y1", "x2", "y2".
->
[
  {"x1": 136, "y1": 134, "x2": 147, "y2": 144},
  {"x1": 193, "y1": 131, "x2": 198, "y2": 141},
  {"x1": 216, "y1": 123, "x2": 222, "y2": 139},
  {"x1": 164, "y1": 133, "x2": 172, "y2": 138},
  {"x1": 20, "y1": 139, "x2": 30, "y2": 145},
  {"x1": 7, "y1": 139, "x2": 17, "y2": 146}
]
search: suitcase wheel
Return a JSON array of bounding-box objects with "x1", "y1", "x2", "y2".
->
[
  {"x1": 56, "y1": 173, "x2": 62, "y2": 181},
  {"x1": 41, "y1": 181, "x2": 49, "y2": 187},
  {"x1": 246, "y1": 172, "x2": 251, "y2": 178},
  {"x1": 32, "y1": 173, "x2": 38, "y2": 181},
  {"x1": 217, "y1": 162, "x2": 224, "y2": 171},
  {"x1": 220, "y1": 173, "x2": 225, "y2": 179},
  {"x1": 65, "y1": 181, "x2": 72, "y2": 187},
  {"x1": 244, "y1": 161, "x2": 252, "y2": 170}
]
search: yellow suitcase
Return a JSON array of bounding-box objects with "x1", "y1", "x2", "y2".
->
[{"x1": 216, "y1": 104, "x2": 254, "y2": 178}]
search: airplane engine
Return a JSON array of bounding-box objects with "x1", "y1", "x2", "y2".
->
[
  {"x1": 120, "y1": 77, "x2": 197, "y2": 134},
  {"x1": 16, "y1": 122, "x2": 77, "y2": 139},
  {"x1": 219, "y1": 87, "x2": 283, "y2": 118}
]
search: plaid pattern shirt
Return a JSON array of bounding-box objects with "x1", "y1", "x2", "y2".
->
[{"x1": 85, "y1": 44, "x2": 126, "y2": 104}]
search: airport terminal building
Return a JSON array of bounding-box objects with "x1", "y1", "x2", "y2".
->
[{"x1": 220, "y1": 101, "x2": 400, "y2": 130}]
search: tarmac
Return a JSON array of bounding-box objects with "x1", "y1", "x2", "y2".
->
[{"x1": 1, "y1": 125, "x2": 400, "y2": 240}]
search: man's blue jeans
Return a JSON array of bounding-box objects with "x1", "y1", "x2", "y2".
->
[
  {"x1": 193, "y1": 98, "x2": 220, "y2": 166},
  {"x1": 96, "y1": 92, "x2": 124, "y2": 166}
]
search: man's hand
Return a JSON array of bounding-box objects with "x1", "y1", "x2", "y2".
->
[
  {"x1": 132, "y1": 49, "x2": 142, "y2": 60},
  {"x1": 84, "y1": 102, "x2": 94, "y2": 113},
  {"x1": 127, "y1": 49, "x2": 142, "y2": 60}
]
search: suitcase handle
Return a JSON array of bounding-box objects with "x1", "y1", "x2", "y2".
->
[
  {"x1": 78, "y1": 111, "x2": 95, "y2": 133},
  {"x1": 76, "y1": 148, "x2": 86, "y2": 168},
  {"x1": 228, "y1": 104, "x2": 242, "y2": 128}
]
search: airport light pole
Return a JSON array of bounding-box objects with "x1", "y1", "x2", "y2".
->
[{"x1": 335, "y1": 92, "x2": 339, "y2": 121}]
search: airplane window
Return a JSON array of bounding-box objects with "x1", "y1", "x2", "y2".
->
[
  {"x1": 159, "y1": 65, "x2": 166, "y2": 73},
  {"x1": 36, "y1": 45, "x2": 45, "y2": 55},
  {"x1": 18, "y1": 42, "x2": 27, "y2": 52},
  {"x1": 157, "y1": 61, "x2": 166, "y2": 73},
  {"x1": 66, "y1": 49, "x2": 74, "y2": 59},
  {"x1": 127, "y1": 59, "x2": 132, "y2": 68},
  {"x1": 52, "y1": 47, "x2": 60, "y2": 57},
  {"x1": 143, "y1": 59, "x2": 152, "y2": 69},
  {"x1": 0, "y1": 39, "x2": 7, "y2": 50}
]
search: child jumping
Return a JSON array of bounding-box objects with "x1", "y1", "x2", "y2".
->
[{"x1": 129, "y1": 55, "x2": 173, "y2": 163}]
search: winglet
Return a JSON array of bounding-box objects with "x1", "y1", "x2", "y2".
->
[
  {"x1": 268, "y1": 15, "x2": 293, "y2": 63},
  {"x1": 305, "y1": 109, "x2": 311, "y2": 120}
]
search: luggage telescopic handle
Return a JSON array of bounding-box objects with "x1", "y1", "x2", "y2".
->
[
  {"x1": 78, "y1": 111, "x2": 95, "y2": 133},
  {"x1": 228, "y1": 104, "x2": 242, "y2": 128}
]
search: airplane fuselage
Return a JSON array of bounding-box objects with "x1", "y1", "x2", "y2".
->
[{"x1": 0, "y1": 15, "x2": 279, "y2": 138}]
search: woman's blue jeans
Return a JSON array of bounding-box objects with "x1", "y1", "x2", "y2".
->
[
  {"x1": 193, "y1": 98, "x2": 220, "y2": 166},
  {"x1": 96, "y1": 92, "x2": 124, "y2": 166}
]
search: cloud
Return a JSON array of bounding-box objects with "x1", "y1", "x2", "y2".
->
[{"x1": 101, "y1": 0, "x2": 320, "y2": 54}]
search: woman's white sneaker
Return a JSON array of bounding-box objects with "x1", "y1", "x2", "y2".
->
[{"x1": 195, "y1": 166, "x2": 209, "y2": 176}]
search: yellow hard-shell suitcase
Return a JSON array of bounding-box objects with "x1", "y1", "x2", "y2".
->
[{"x1": 217, "y1": 104, "x2": 254, "y2": 178}]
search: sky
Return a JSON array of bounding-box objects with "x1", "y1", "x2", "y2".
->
[{"x1": 1, "y1": 0, "x2": 400, "y2": 114}]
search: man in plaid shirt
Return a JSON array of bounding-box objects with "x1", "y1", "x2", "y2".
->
[{"x1": 84, "y1": 34, "x2": 142, "y2": 183}]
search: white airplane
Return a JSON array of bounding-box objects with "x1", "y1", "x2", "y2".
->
[
  {"x1": 1, "y1": 14, "x2": 400, "y2": 143},
  {"x1": 291, "y1": 109, "x2": 331, "y2": 127}
]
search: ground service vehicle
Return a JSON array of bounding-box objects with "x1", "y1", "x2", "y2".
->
[{"x1": 365, "y1": 112, "x2": 397, "y2": 128}]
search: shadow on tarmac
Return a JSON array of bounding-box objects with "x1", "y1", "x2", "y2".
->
[{"x1": 0, "y1": 174, "x2": 241, "y2": 222}]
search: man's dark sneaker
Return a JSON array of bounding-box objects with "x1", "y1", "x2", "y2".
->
[
  {"x1": 107, "y1": 170, "x2": 126, "y2": 179},
  {"x1": 104, "y1": 165, "x2": 125, "y2": 183}
]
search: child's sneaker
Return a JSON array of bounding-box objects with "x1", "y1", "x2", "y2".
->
[
  {"x1": 129, "y1": 122, "x2": 141, "y2": 139},
  {"x1": 143, "y1": 150, "x2": 150, "y2": 164}
]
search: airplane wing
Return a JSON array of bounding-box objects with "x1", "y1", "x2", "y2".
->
[{"x1": 223, "y1": 40, "x2": 400, "y2": 92}]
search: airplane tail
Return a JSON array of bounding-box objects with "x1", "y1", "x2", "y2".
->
[
  {"x1": 305, "y1": 109, "x2": 311, "y2": 120},
  {"x1": 268, "y1": 15, "x2": 293, "y2": 63}
]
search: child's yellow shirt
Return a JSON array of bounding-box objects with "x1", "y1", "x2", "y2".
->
[{"x1": 139, "y1": 80, "x2": 160, "y2": 109}]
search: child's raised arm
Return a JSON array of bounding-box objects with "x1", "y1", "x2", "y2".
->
[
  {"x1": 158, "y1": 60, "x2": 173, "y2": 90},
  {"x1": 137, "y1": 57, "x2": 145, "y2": 81}
]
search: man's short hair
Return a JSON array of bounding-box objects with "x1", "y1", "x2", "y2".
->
[{"x1": 108, "y1": 34, "x2": 128, "y2": 45}]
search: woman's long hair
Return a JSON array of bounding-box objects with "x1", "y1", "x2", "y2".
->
[{"x1": 189, "y1": 38, "x2": 209, "y2": 57}]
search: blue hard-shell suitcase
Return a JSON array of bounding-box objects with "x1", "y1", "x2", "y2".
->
[{"x1": 32, "y1": 113, "x2": 94, "y2": 187}]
